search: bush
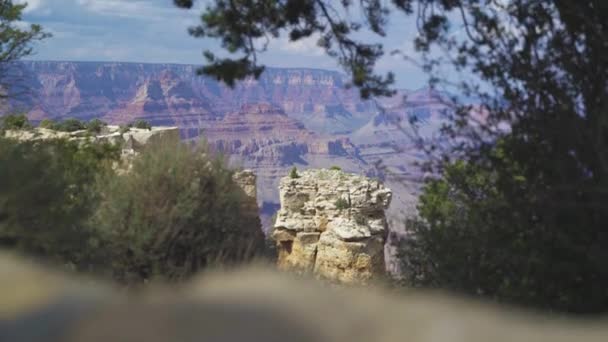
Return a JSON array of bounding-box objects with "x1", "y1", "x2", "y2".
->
[
  {"x1": 334, "y1": 197, "x2": 350, "y2": 210},
  {"x1": 398, "y1": 139, "x2": 608, "y2": 313},
  {"x1": 39, "y1": 119, "x2": 57, "y2": 129},
  {"x1": 1, "y1": 113, "x2": 31, "y2": 131},
  {"x1": 0, "y1": 138, "x2": 120, "y2": 269},
  {"x1": 91, "y1": 140, "x2": 266, "y2": 283},
  {"x1": 289, "y1": 166, "x2": 299, "y2": 179},
  {"x1": 55, "y1": 118, "x2": 86, "y2": 132},
  {"x1": 86, "y1": 118, "x2": 107, "y2": 133},
  {"x1": 330, "y1": 166, "x2": 342, "y2": 171},
  {"x1": 132, "y1": 119, "x2": 151, "y2": 130}
]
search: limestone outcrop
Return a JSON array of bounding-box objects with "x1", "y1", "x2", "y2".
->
[
  {"x1": 271, "y1": 168, "x2": 392, "y2": 284},
  {"x1": 3, "y1": 125, "x2": 180, "y2": 152}
]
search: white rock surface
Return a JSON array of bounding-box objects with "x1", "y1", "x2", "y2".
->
[{"x1": 272, "y1": 168, "x2": 392, "y2": 284}]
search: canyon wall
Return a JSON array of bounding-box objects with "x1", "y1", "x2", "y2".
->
[{"x1": 5, "y1": 61, "x2": 456, "y2": 273}]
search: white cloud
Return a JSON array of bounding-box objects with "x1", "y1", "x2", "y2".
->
[
  {"x1": 19, "y1": 0, "x2": 431, "y2": 88},
  {"x1": 75, "y1": 0, "x2": 184, "y2": 21},
  {"x1": 274, "y1": 34, "x2": 325, "y2": 57}
]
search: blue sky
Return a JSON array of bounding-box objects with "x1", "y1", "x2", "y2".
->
[{"x1": 18, "y1": 0, "x2": 437, "y2": 89}]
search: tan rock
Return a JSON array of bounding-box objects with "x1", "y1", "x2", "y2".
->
[
  {"x1": 314, "y1": 232, "x2": 385, "y2": 284},
  {"x1": 5, "y1": 252, "x2": 608, "y2": 342},
  {"x1": 272, "y1": 168, "x2": 392, "y2": 284},
  {"x1": 282, "y1": 232, "x2": 321, "y2": 273},
  {"x1": 232, "y1": 169, "x2": 257, "y2": 199},
  {"x1": 231, "y1": 169, "x2": 264, "y2": 240}
]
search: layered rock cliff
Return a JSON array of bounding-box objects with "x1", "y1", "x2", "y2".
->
[
  {"x1": 5, "y1": 61, "x2": 456, "y2": 256},
  {"x1": 8, "y1": 61, "x2": 375, "y2": 134},
  {"x1": 271, "y1": 169, "x2": 392, "y2": 284}
]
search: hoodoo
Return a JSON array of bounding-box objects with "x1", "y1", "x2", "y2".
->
[{"x1": 271, "y1": 168, "x2": 392, "y2": 284}]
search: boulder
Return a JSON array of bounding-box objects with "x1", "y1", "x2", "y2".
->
[
  {"x1": 272, "y1": 168, "x2": 392, "y2": 284},
  {"x1": 4, "y1": 252, "x2": 608, "y2": 342}
]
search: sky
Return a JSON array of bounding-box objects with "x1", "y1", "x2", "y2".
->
[{"x1": 18, "y1": 0, "x2": 437, "y2": 89}]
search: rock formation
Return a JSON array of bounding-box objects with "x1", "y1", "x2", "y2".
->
[
  {"x1": 8, "y1": 61, "x2": 372, "y2": 133},
  {"x1": 271, "y1": 169, "x2": 392, "y2": 284},
  {"x1": 3, "y1": 125, "x2": 180, "y2": 149},
  {"x1": 6, "y1": 61, "x2": 460, "y2": 276},
  {"x1": 232, "y1": 169, "x2": 262, "y2": 225},
  {"x1": 6, "y1": 61, "x2": 453, "y2": 231},
  {"x1": 199, "y1": 103, "x2": 369, "y2": 230}
]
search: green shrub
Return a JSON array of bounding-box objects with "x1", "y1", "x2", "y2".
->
[
  {"x1": 330, "y1": 166, "x2": 342, "y2": 171},
  {"x1": 55, "y1": 118, "x2": 86, "y2": 132},
  {"x1": 0, "y1": 138, "x2": 119, "y2": 269},
  {"x1": 131, "y1": 119, "x2": 152, "y2": 130},
  {"x1": 334, "y1": 197, "x2": 350, "y2": 210},
  {"x1": 1, "y1": 113, "x2": 31, "y2": 131},
  {"x1": 289, "y1": 166, "x2": 299, "y2": 179},
  {"x1": 39, "y1": 119, "x2": 57, "y2": 129},
  {"x1": 91, "y1": 140, "x2": 266, "y2": 283},
  {"x1": 86, "y1": 118, "x2": 107, "y2": 133},
  {"x1": 398, "y1": 139, "x2": 608, "y2": 314}
]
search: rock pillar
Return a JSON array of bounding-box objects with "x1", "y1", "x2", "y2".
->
[{"x1": 272, "y1": 168, "x2": 392, "y2": 284}]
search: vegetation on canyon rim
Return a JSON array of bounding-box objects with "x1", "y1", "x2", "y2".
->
[
  {"x1": 176, "y1": 0, "x2": 608, "y2": 313},
  {"x1": 92, "y1": 140, "x2": 265, "y2": 283},
  {"x1": 0, "y1": 133, "x2": 265, "y2": 283},
  {"x1": 0, "y1": 0, "x2": 607, "y2": 315}
]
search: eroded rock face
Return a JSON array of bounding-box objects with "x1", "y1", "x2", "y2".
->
[
  {"x1": 3, "y1": 125, "x2": 181, "y2": 176},
  {"x1": 272, "y1": 169, "x2": 392, "y2": 284},
  {"x1": 3, "y1": 125, "x2": 180, "y2": 151},
  {"x1": 232, "y1": 169, "x2": 262, "y2": 222}
]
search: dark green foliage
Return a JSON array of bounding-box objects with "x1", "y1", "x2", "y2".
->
[
  {"x1": 131, "y1": 119, "x2": 151, "y2": 130},
  {"x1": 0, "y1": 138, "x2": 119, "y2": 269},
  {"x1": 91, "y1": 140, "x2": 265, "y2": 283},
  {"x1": 0, "y1": 136, "x2": 266, "y2": 283},
  {"x1": 386, "y1": 1, "x2": 608, "y2": 315},
  {"x1": 0, "y1": 113, "x2": 31, "y2": 130},
  {"x1": 86, "y1": 118, "x2": 107, "y2": 133},
  {"x1": 289, "y1": 166, "x2": 299, "y2": 179},
  {"x1": 175, "y1": 0, "x2": 396, "y2": 98},
  {"x1": 0, "y1": 0, "x2": 50, "y2": 98},
  {"x1": 399, "y1": 137, "x2": 608, "y2": 313},
  {"x1": 334, "y1": 197, "x2": 350, "y2": 210},
  {"x1": 54, "y1": 118, "x2": 86, "y2": 132},
  {"x1": 330, "y1": 166, "x2": 342, "y2": 171}
]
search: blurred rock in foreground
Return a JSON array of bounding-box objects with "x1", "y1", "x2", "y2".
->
[{"x1": 2, "y1": 252, "x2": 608, "y2": 342}]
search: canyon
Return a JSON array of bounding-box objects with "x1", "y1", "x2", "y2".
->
[{"x1": 6, "y1": 61, "x2": 453, "y2": 237}]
